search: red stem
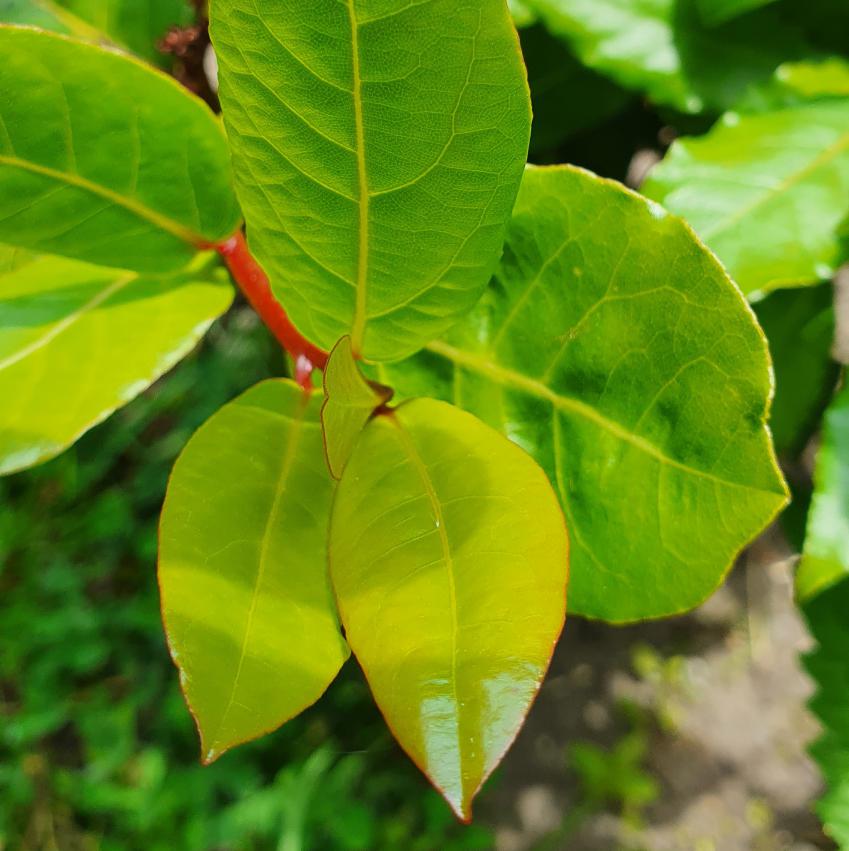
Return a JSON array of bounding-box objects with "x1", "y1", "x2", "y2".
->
[{"x1": 215, "y1": 232, "x2": 328, "y2": 388}]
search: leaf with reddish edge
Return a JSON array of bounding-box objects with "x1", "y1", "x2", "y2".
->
[
  {"x1": 321, "y1": 335, "x2": 392, "y2": 480},
  {"x1": 329, "y1": 398, "x2": 568, "y2": 821},
  {"x1": 159, "y1": 379, "x2": 349, "y2": 763}
]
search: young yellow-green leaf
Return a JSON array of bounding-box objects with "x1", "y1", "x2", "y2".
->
[
  {"x1": 796, "y1": 378, "x2": 849, "y2": 603},
  {"x1": 527, "y1": 0, "x2": 807, "y2": 113},
  {"x1": 321, "y1": 335, "x2": 391, "y2": 480},
  {"x1": 0, "y1": 26, "x2": 240, "y2": 273},
  {"x1": 210, "y1": 0, "x2": 532, "y2": 362},
  {"x1": 330, "y1": 398, "x2": 568, "y2": 821},
  {"x1": 0, "y1": 253, "x2": 232, "y2": 475},
  {"x1": 377, "y1": 165, "x2": 788, "y2": 623},
  {"x1": 644, "y1": 102, "x2": 849, "y2": 296},
  {"x1": 160, "y1": 380, "x2": 350, "y2": 763},
  {"x1": 754, "y1": 284, "x2": 838, "y2": 458},
  {"x1": 0, "y1": 0, "x2": 98, "y2": 36}
]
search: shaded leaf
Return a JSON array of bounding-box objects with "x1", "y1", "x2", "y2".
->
[
  {"x1": 0, "y1": 252, "x2": 233, "y2": 475},
  {"x1": 321, "y1": 335, "x2": 391, "y2": 480},
  {"x1": 210, "y1": 0, "x2": 531, "y2": 362},
  {"x1": 527, "y1": 0, "x2": 808, "y2": 113},
  {"x1": 159, "y1": 379, "x2": 350, "y2": 762},
  {"x1": 644, "y1": 102, "x2": 849, "y2": 295},
  {"x1": 697, "y1": 0, "x2": 777, "y2": 26},
  {"x1": 801, "y1": 577, "x2": 849, "y2": 847},
  {"x1": 330, "y1": 398, "x2": 568, "y2": 820},
  {"x1": 377, "y1": 165, "x2": 787, "y2": 622},
  {"x1": 796, "y1": 377, "x2": 849, "y2": 602},
  {"x1": 754, "y1": 284, "x2": 838, "y2": 458},
  {"x1": 0, "y1": 26, "x2": 240, "y2": 272}
]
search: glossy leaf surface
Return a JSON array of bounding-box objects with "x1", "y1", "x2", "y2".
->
[
  {"x1": 644, "y1": 102, "x2": 849, "y2": 296},
  {"x1": 0, "y1": 253, "x2": 232, "y2": 475},
  {"x1": 527, "y1": 0, "x2": 806, "y2": 113},
  {"x1": 210, "y1": 0, "x2": 531, "y2": 362},
  {"x1": 801, "y1": 577, "x2": 849, "y2": 848},
  {"x1": 754, "y1": 284, "x2": 837, "y2": 458},
  {"x1": 330, "y1": 399, "x2": 568, "y2": 820},
  {"x1": 321, "y1": 336, "x2": 391, "y2": 480},
  {"x1": 160, "y1": 380, "x2": 349, "y2": 762},
  {"x1": 378, "y1": 166, "x2": 787, "y2": 622},
  {"x1": 796, "y1": 379, "x2": 849, "y2": 603},
  {"x1": 0, "y1": 26, "x2": 240, "y2": 272}
]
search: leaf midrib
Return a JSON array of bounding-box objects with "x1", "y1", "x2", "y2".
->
[
  {"x1": 699, "y1": 124, "x2": 849, "y2": 242},
  {"x1": 347, "y1": 0, "x2": 370, "y2": 354},
  {"x1": 0, "y1": 154, "x2": 204, "y2": 246},
  {"x1": 0, "y1": 271, "x2": 136, "y2": 373},
  {"x1": 425, "y1": 339, "x2": 782, "y2": 496},
  {"x1": 207, "y1": 392, "x2": 309, "y2": 756}
]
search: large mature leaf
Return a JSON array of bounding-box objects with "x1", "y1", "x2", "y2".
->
[
  {"x1": 0, "y1": 26, "x2": 240, "y2": 273},
  {"x1": 801, "y1": 577, "x2": 849, "y2": 847},
  {"x1": 737, "y1": 58, "x2": 849, "y2": 113},
  {"x1": 377, "y1": 166, "x2": 787, "y2": 622},
  {"x1": 644, "y1": 101, "x2": 849, "y2": 296},
  {"x1": 160, "y1": 380, "x2": 349, "y2": 762},
  {"x1": 210, "y1": 0, "x2": 532, "y2": 362},
  {"x1": 754, "y1": 284, "x2": 838, "y2": 458},
  {"x1": 321, "y1": 335, "x2": 391, "y2": 480},
  {"x1": 0, "y1": 0, "x2": 192, "y2": 61},
  {"x1": 796, "y1": 378, "x2": 849, "y2": 602},
  {"x1": 330, "y1": 398, "x2": 568, "y2": 820},
  {"x1": 527, "y1": 0, "x2": 807, "y2": 113},
  {"x1": 0, "y1": 253, "x2": 232, "y2": 475}
]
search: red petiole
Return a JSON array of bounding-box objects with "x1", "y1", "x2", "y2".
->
[{"x1": 215, "y1": 232, "x2": 329, "y2": 389}]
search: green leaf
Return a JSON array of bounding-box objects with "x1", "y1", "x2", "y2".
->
[
  {"x1": 801, "y1": 577, "x2": 849, "y2": 847},
  {"x1": 697, "y1": 0, "x2": 776, "y2": 26},
  {"x1": 796, "y1": 377, "x2": 849, "y2": 603},
  {"x1": 210, "y1": 0, "x2": 532, "y2": 362},
  {"x1": 0, "y1": 252, "x2": 233, "y2": 475},
  {"x1": 0, "y1": 26, "x2": 240, "y2": 273},
  {"x1": 509, "y1": 0, "x2": 537, "y2": 28},
  {"x1": 321, "y1": 335, "x2": 391, "y2": 480},
  {"x1": 0, "y1": 0, "x2": 192, "y2": 61},
  {"x1": 527, "y1": 0, "x2": 808, "y2": 113},
  {"x1": 329, "y1": 398, "x2": 568, "y2": 821},
  {"x1": 376, "y1": 165, "x2": 787, "y2": 622},
  {"x1": 57, "y1": 0, "x2": 193, "y2": 62},
  {"x1": 644, "y1": 102, "x2": 849, "y2": 296},
  {"x1": 753, "y1": 284, "x2": 838, "y2": 458},
  {"x1": 159, "y1": 379, "x2": 350, "y2": 762},
  {"x1": 736, "y1": 58, "x2": 849, "y2": 112}
]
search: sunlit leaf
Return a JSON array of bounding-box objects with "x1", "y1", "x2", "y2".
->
[
  {"x1": 159, "y1": 379, "x2": 350, "y2": 762},
  {"x1": 210, "y1": 0, "x2": 531, "y2": 362},
  {"x1": 527, "y1": 0, "x2": 807, "y2": 113},
  {"x1": 644, "y1": 102, "x2": 849, "y2": 296},
  {"x1": 796, "y1": 378, "x2": 849, "y2": 603},
  {"x1": 321, "y1": 335, "x2": 391, "y2": 480},
  {"x1": 377, "y1": 165, "x2": 787, "y2": 622},
  {"x1": 330, "y1": 398, "x2": 568, "y2": 820},
  {"x1": 0, "y1": 26, "x2": 240, "y2": 272},
  {"x1": 754, "y1": 284, "x2": 838, "y2": 458},
  {"x1": 0, "y1": 252, "x2": 232, "y2": 476}
]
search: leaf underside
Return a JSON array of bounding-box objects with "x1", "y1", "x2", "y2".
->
[
  {"x1": 210, "y1": 0, "x2": 532, "y2": 361},
  {"x1": 330, "y1": 398, "x2": 568, "y2": 820},
  {"x1": 378, "y1": 165, "x2": 787, "y2": 623}
]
